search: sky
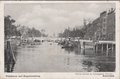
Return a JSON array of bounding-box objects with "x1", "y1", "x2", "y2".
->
[{"x1": 4, "y1": 2, "x2": 115, "y2": 36}]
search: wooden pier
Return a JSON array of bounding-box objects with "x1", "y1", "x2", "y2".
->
[
  {"x1": 95, "y1": 41, "x2": 115, "y2": 56},
  {"x1": 74, "y1": 39, "x2": 115, "y2": 56},
  {"x1": 5, "y1": 40, "x2": 16, "y2": 72}
]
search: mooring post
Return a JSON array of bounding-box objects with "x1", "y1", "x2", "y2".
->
[
  {"x1": 80, "y1": 41, "x2": 83, "y2": 49},
  {"x1": 78, "y1": 41, "x2": 81, "y2": 49},
  {"x1": 80, "y1": 41, "x2": 85, "y2": 54},
  {"x1": 83, "y1": 42, "x2": 85, "y2": 49},
  {"x1": 96, "y1": 43, "x2": 98, "y2": 53},
  {"x1": 77, "y1": 39, "x2": 81, "y2": 49},
  {"x1": 101, "y1": 44, "x2": 103, "y2": 54},
  {"x1": 93, "y1": 42, "x2": 96, "y2": 53},
  {"x1": 111, "y1": 44, "x2": 113, "y2": 56},
  {"x1": 6, "y1": 40, "x2": 16, "y2": 72},
  {"x1": 106, "y1": 44, "x2": 109, "y2": 56}
]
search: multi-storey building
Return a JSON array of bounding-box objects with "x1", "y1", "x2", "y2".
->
[
  {"x1": 84, "y1": 8, "x2": 115, "y2": 41},
  {"x1": 106, "y1": 8, "x2": 115, "y2": 41}
]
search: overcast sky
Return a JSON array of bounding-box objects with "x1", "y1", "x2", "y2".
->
[{"x1": 5, "y1": 3, "x2": 115, "y2": 36}]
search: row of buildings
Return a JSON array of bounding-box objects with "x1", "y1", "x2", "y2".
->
[{"x1": 84, "y1": 8, "x2": 115, "y2": 41}]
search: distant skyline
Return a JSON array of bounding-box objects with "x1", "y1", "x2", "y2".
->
[{"x1": 5, "y1": 2, "x2": 115, "y2": 36}]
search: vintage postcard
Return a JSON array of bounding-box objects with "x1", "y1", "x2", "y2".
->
[{"x1": 0, "y1": 1, "x2": 120, "y2": 79}]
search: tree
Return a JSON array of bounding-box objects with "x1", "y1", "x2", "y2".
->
[
  {"x1": 4, "y1": 15, "x2": 21, "y2": 38},
  {"x1": 58, "y1": 26, "x2": 86, "y2": 38}
]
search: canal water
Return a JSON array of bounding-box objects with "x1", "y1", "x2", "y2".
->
[{"x1": 13, "y1": 41, "x2": 115, "y2": 72}]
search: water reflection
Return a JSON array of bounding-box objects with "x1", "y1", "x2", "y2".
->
[
  {"x1": 14, "y1": 42, "x2": 115, "y2": 72},
  {"x1": 63, "y1": 43, "x2": 115, "y2": 72}
]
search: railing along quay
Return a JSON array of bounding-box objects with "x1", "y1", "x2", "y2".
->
[{"x1": 74, "y1": 39, "x2": 115, "y2": 57}]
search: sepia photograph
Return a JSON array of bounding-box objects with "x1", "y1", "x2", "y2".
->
[{"x1": 4, "y1": 2, "x2": 116, "y2": 73}]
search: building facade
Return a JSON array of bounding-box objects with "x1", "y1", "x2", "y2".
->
[{"x1": 84, "y1": 8, "x2": 115, "y2": 41}]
